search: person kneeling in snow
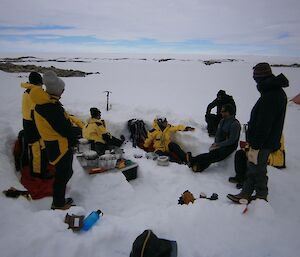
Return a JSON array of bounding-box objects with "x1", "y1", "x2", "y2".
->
[
  {"x1": 187, "y1": 104, "x2": 241, "y2": 172},
  {"x1": 82, "y1": 107, "x2": 125, "y2": 156},
  {"x1": 205, "y1": 90, "x2": 236, "y2": 137},
  {"x1": 31, "y1": 71, "x2": 77, "y2": 210},
  {"x1": 143, "y1": 117, "x2": 195, "y2": 164}
]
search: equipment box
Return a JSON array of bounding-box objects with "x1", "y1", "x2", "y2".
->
[{"x1": 76, "y1": 155, "x2": 138, "y2": 181}]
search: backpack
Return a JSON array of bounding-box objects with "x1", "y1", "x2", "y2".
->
[
  {"x1": 128, "y1": 119, "x2": 147, "y2": 148},
  {"x1": 13, "y1": 130, "x2": 29, "y2": 171},
  {"x1": 130, "y1": 230, "x2": 177, "y2": 257}
]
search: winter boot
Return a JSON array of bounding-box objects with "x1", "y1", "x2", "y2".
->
[
  {"x1": 186, "y1": 152, "x2": 192, "y2": 167},
  {"x1": 51, "y1": 198, "x2": 75, "y2": 210},
  {"x1": 236, "y1": 183, "x2": 243, "y2": 189},
  {"x1": 227, "y1": 192, "x2": 250, "y2": 204},
  {"x1": 120, "y1": 135, "x2": 125, "y2": 143}
]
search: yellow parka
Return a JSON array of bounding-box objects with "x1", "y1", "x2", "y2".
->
[
  {"x1": 30, "y1": 87, "x2": 76, "y2": 165},
  {"x1": 144, "y1": 119, "x2": 186, "y2": 152},
  {"x1": 21, "y1": 82, "x2": 37, "y2": 120},
  {"x1": 21, "y1": 83, "x2": 43, "y2": 142},
  {"x1": 69, "y1": 114, "x2": 85, "y2": 129},
  {"x1": 82, "y1": 118, "x2": 107, "y2": 144}
]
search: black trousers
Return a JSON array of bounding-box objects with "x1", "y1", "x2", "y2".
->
[
  {"x1": 53, "y1": 150, "x2": 73, "y2": 207},
  {"x1": 205, "y1": 114, "x2": 221, "y2": 136},
  {"x1": 242, "y1": 149, "x2": 271, "y2": 198},
  {"x1": 155, "y1": 142, "x2": 187, "y2": 163},
  {"x1": 234, "y1": 149, "x2": 248, "y2": 183},
  {"x1": 91, "y1": 134, "x2": 123, "y2": 156},
  {"x1": 190, "y1": 145, "x2": 237, "y2": 172}
]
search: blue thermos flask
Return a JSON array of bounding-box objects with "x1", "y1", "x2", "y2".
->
[{"x1": 82, "y1": 210, "x2": 102, "y2": 231}]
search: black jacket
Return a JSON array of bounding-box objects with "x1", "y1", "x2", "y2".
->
[
  {"x1": 247, "y1": 73, "x2": 288, "y2": 151},
  {"x1": 206, "y1": 94, "x2": 236, "y2": 117}
]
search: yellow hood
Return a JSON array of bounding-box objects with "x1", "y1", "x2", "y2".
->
[
  {"x1": 30, "y1": 86, "x2": 53, "y2": 105},
  {"x1": 21, "y1": 82, "x2": 37, "y2": 90}
]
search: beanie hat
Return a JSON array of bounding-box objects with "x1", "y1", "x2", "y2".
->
[
  {"x1": 217, "y1": 90, "x2": 226, "y2": 97},
  {"x1": 90, "y1": 107, "x2": 101, "y2": 118},
  {"x1": 43, "y1": 71, "x2": 65, "y2": 96},
  {"x1": 253, "y1": 63, "x2": 273, "y2": 78},
  {"x1": 29, "y1": 72, "x2": 43, "y2": 85}
]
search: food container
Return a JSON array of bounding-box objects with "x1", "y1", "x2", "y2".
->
[
  {"x1": 78, "y1": 138, "x2": 91, "y2": 153},
  {"x1": 98, "y1": 152, "x2": 117, "y2": 169},
  {"x1": 157, "y1": 156, "x2": 169, "y2": 166},
  {"x1": 83, "y1": 150, "x2": 98, "y2": 167}
]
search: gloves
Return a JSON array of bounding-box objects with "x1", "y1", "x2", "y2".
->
[
  {"x1": 248, "y1": 147, "x2": 259, "y2": 165},
  {"x1": 184, "y1": 126, "x2": 195, "y2": 131},
  {"x1": 178, "y1": 190, "x2": 196, "y2": 205},
  {"x1": 3, "y1": 187, "x2": 31, "y2": 200}
]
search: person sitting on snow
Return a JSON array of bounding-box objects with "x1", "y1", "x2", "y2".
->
[
  {"x1": 187, "y1": 104, "x2": 241, "y2": 172},
  {"x1": 143, "y1": 117, "x2": 195, "y2": 164},
  {"x1": 82, "y1": 107, "x2": 125, "y2": 156},
  {"x1": 205, "y1": 90, "x2": 236, "y2": 137}
]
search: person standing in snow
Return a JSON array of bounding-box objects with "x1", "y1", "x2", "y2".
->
[
  {"x1": 143, "y1": 117, "x2": 195, "y2": 164},
  {"x1": 82, "y1": 107, "x2": 125, "y2": 155},
  {"x1": 187, "y1": 104, "x2": 241, "y2": 172},
  {"x1": 227, "y1": 63, "x2": 288, "y2": 203},
  {"x1": 31, "y1": 71, "x2": 77, "y2": 210},
  {"x1": 205, "y1": 90, "x2": 236, "y2": 137},
  {"x1": 21, "y1": 72, "x2": 51, "y2": 179}
]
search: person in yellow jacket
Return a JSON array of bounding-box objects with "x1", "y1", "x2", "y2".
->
[
  {"x1": 143, "y1": 117, "x2": 195, "y2": 163},
  {"x1": 31, "y1": 71, "x2": 77, "y2": 210},
  {"x1": 82, "y1": 107, "x2": 125, "y2": 155},
  {"x1": 21, "y1": 72, "x2": 51, "y2": 179}
]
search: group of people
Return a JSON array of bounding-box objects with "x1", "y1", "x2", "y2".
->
[
  {"x1": 140, "y1": 62, "x2": 288, "y2": 203},
  {"x1": 21, "y1": 71, "x2": 125, "y2": 210},
  {"x1": 20, "y1": 62, "x2": 288, "y2": 209}
]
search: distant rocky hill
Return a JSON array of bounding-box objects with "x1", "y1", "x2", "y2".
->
[
  {"x1": 271, "y1": 63, "x2": 300, "y2": 68},
  {"x1": 0, "y1": 56, "x2": 100, "y2": 77}
]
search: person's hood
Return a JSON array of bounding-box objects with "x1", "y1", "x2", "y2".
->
[
  {"x1": 30, "y1": 86, "x2": 55, "y2": 105},
  {"x1": 257, "y1": 73, "x2": 289, "y2": 93},
  {"x1": 152, "y1": 119, "x2": 170, "y2": 131},
  {"x1": 88, "y1": 118, "x2": 103, "y2": 124},
  {"x1": 21, "y1": 82, "x2": 40, "y2": 90}
]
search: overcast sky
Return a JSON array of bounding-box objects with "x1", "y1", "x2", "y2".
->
[{"x1": 1, "y1": 0, "x2": 300, "y2": 56}]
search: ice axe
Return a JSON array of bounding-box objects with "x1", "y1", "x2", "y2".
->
[{"x1": 103, "y1": 91, "x2": 112, "y2": 111}]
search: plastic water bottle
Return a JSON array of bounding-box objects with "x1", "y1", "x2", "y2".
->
[{"x1": 82, "y1": 210, "x2": 102, "y2": 231}]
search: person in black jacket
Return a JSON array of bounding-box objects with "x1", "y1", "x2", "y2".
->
[
  {"x1": 188, "y1": 104, "x2": 241, "y2": 172},
  {"x1": 205, "y1": 90, "x2": 236, "y2": 136},
  {"x1": 227, "y1": 63, "x2": 288, "y2": 203}
]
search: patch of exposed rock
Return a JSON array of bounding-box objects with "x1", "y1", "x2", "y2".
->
[
  {"x1": 271, "y1": 63, "x2": 300, "y2": 68},
  {"x1": 0, "y1": 62, "x2": 100, "y2": 77}
]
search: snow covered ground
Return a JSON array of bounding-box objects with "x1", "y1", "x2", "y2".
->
[{"x1": 0, "y1": 54, "x2": 300, "y2": 257}]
